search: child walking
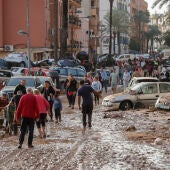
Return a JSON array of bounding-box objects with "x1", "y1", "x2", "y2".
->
[
  {"x1": 91, "y1": 76, "x2": 102, "y2": 105},
  {"x1": 53, "y1": 93, "x2": 62, "y2": 123}
]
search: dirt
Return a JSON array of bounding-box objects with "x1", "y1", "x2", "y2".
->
[{"x1": 0, "y1": 93, "x2": 169, "y2": 170}]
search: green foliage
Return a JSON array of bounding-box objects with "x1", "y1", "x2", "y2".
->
[
  {"x1": 104, "y1": 9, "x2": 130, "y2": 33},
  {"x1": 152, "y1": 0, "x2": 169, "y2": 9},
  {"x1": 129, "y1": 39, "x2": 140, "y2": 51},
  {"x1": 163, "y1": 30, "x2": 170, "y2": 46}
]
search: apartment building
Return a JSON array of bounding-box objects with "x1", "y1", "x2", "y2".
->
[
  {"x1": 129, "y1": 0, "x2": 148, "y2": 52},
  {"x1": 0, "y1": 0, "x2": 63, "y2": 60}
]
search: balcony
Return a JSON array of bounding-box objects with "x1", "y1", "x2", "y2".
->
[
  {"x1": 69, "y1": 15, "x2": 81, "y2": 28},
  {"x1": 69, "y1": 0, "x2": 81, "y2": 8}
]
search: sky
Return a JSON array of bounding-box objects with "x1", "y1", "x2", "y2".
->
[{"x1": 145, "y1": 0, "x2": 167, "y2": 14}]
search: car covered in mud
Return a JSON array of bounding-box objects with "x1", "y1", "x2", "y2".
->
[
  {"x1": 127, "y1": 77, "x2": 159, "y2": 90},
  {"x1": 155, "y1": 94, "x2": 170, "y2": 110},
  {"x1": 102, "y1": 82, "x2": 170, "y2": 110}
]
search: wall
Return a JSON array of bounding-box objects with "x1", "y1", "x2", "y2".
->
[
  {"x1": 3, "y1": 0, "x2": 47, "y2": 48},
  {"x1": 0, "y1": 0, "x2": 3, "y2": 48}
]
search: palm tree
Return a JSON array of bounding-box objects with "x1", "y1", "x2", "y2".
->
[
  {"x1": 147, "y1": 25, "x2": 161, "y2": 53},
  {"x1": 108, "y1": 0, "x2": 114, "y2": 59},
  {"x1": 133, "y1": 10, "x2": 150, "y2": 52},
  {"x1": 104, "y1": 9, "x2": 129, "y2": 54},
  {"x1": 152, "y1": 0, "x2": 169, "y2": 9}
]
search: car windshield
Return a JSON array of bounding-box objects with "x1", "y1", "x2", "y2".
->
[{"x1": 7, "y1": 78, "x2": 35, "y2": 87}]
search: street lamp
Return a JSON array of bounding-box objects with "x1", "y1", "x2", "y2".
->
[{"x1": 17, "y1": 0, "x2": 31, "y2": 75}]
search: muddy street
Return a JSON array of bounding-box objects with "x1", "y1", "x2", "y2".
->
[{"x1": 0, "y1": 95, "x2": 169, "y2": 170}]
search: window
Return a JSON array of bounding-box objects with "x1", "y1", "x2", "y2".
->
[
  {"x1": 58, "y1": 68, "x2": 67, "y2": 76},
  {"x1": 142, "y1": 84, "x2": 158, "y2": 94},
  {"x1": 68, "y1": 68, "x2": 77, "y2": 76},
  {"x1": 78, "y1": 69, "x2": 86, "y2": 77},
  {"x1": 159, "y1": 83, "x2": 170, "y2": 93}
]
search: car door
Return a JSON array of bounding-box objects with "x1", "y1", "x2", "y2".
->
[
  {"x1": 159, "y1": 83, "x2": 170, "y2": 95},
  {"x1": 137, "y1": 83, "x2": 159, "y2": 106}
]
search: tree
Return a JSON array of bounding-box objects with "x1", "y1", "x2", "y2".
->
[
  {"x1": 163, "y1": 30, "x2": 170, "y2": 46},
  {"x1": 133, "y1": 10, "x2": 150, "y2": 52},
  {"x1": 108, "y1": 0, "x2": 114, "y2": 59},
  {"x1": 147, "y1": 25, "x2": 161, "y2": 52},
  {"x1": 152, "y1": 0, "x2": 169, "y2": 9},
  {"x1": 129, "y1": 38, "x2": 140, "y2": 52},
  {"x1": 104, "y1": 9, "x2": 129, "y2": 54}
]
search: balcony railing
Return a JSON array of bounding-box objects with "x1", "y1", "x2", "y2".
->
[{"x1": 69, "y1": 15, "x2": 81, "y2": 27}]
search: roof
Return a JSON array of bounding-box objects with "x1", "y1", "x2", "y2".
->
[{"x1": 132, "y1": 77, "x2": 158, "y2": 80}]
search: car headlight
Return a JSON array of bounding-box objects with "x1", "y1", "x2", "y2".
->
[{"x1": 110, "y1": 98, "x2": 116, "y2": 103}]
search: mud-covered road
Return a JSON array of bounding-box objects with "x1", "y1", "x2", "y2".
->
[{"x1": 0, "y1": 95, "x2": 169, "y2": 170}]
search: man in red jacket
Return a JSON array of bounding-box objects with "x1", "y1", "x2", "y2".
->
[{"x1": 16, "y1": 88, "x2": 39, "y2": 149}]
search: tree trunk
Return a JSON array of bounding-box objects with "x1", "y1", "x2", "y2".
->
[
  {"x1": 113, "y1": 32, "x2": 116, "y2": 54},
  {"x1": 117, "y1": 32, "x2": 121, "y2": 54},
  {"x1": 109, "y1": 0, "x2": 114, "y2": 59}
]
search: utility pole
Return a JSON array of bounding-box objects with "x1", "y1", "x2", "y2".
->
[
  {"x1": 26, "y1": 0, "x2": 31, "y2": 75},
  {"x1": 54, "y1": 0, "x2": 58, "y2": 64}
]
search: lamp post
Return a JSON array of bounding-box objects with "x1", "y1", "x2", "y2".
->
[{"x1": 18, "y1": 0, "x2": 31, "y2": 75}]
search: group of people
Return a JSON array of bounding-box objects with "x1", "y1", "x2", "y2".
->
[{"x1": 0, "y1": 79, "x2": 62, "y2": 148}]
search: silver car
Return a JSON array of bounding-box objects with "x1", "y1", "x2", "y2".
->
[{"x1": 102, "y1": 82, "x2": 170, "y2": 110}]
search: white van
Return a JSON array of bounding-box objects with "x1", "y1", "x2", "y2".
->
[{"x1": 116, "y1": 54, "x2": 135, "y2": 62}]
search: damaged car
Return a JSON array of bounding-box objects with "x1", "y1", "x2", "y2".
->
[{"x1": 102, "y1": 82, "x2": 170, "y2": 110}]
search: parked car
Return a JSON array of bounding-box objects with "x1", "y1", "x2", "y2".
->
[
  {"x1": 0, "y1": 76, "x2": 43, "y2": 99},
  {"x1": 33, "y1": 59, "x2": 54, "y2": 67},
  {"x1": 50, "y1": 66, "x2": 86, "y2": 89},
  {"x1": 102, "y1": 82, "x2": 170, "y2": 110},
  {"x1": 0, "y1": 58, "x2": 9, "y2": 70},
  {"x1": 155, "y1": 94, "x2": 170, "y2": 110},
  {"x1": 11, "y1": 67, "x2": 26, "y2": 76},
  {"x1": 5, "y1": 52, "x2": 29, "y2": 67},
  {"x1": 57, "y1": 59, "x2": 85, "y2": 71},
  {"x1": 116, "y1": 54, "x2": 136, "y2": 62},
  {"x1": 127, "y1": 77, "x2": 159, "y2": 90},
  {"x1": 97, "y1": 54, "x2": 115, "y2": 67}
]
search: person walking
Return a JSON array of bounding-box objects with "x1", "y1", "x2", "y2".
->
[
  {"x1": 110, "y1": 68, "x2": 118, "y2": 94},
  {"x1": 66, "y1": 74, "x2": 77, "y2": 109},
  {"x1": 16, "y1": 88, "x2": 39, "y2": 149},
  {"x1": 33, "y1": 89, "x2": 50, "y2": 138},
  {"x1": 41, "y1": 81, "x2": 55, "y2": 121},
  {"x1": 78, "y1": 80, "x2": 100, "y2": 131},
  {"x1": 123, "y1": 69, "x2": 131, "y2": 91},
  {"x1": 100, "y1": 67, "x2": 108, "y2": 93},
  {"x1": 91, "y1": 76, "x2": 102, "y2": 105},
  {"x1": 53, "y1": 92, "x2": 62, "y2": 123},
  {"x1": 14, "y1": 79, "x2": 26, "y2": 95}
]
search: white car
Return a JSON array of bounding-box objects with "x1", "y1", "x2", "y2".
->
[
  {"x1": 155, "y1": 95, "x2": 170, "y2": 110},
  {"x1": 116, "y1": 54, "x2": 136, "y2": 62},
  {"x1": 102, "y1": 82, "x2": 170, "y2": 110},
  {"x1": 11, "y1": 67, "x2": 26, "y2": 76},
  {"x1": 127, "y1": 77, "x2": 159, "y2": 90},
  {"x1": 5, "y1": 52, "x2": 29, "y2": 67}
]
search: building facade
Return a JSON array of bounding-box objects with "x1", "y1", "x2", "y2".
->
[{"x1": 129, "y1": 0, "x2": 148, "y2": 52}]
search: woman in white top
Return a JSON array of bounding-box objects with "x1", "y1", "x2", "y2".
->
[
  {"x1": 92, "y1": 76, "x2": 102, "y2": 105},
  {"x1": 123, "y1": 69, "x2": 131, "y2": 91}
]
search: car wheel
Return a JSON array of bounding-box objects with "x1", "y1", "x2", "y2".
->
[
  {"x1": 20, "y1": 62, "x2": 25, "y2": 67},
  {"x1": 120, "y1": 101, "x2": 132, "y2": 111}
]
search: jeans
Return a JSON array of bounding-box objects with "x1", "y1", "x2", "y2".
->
[
  {"x1": 102, "y1": 80, "x2": 107, "y2": 93},
  {"x1": 82, "y1": 104, "x2": 93, "y2": 127},
  {"x1": 49, "y1": 101, "x2": 53, "y2": 120},
  {"x1": 68, "y1": 94, "x2": 76, "y2": 106},
  {"x1": 19, "y1": 117, "x2": 35, "y2": 146},
  {"x1": 55, "y1": 108, "x2": 61, "y2": 122}
]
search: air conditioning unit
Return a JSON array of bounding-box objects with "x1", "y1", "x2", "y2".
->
[{"x1": 4, "y1": 45, "x2": 14, "y2": 51}]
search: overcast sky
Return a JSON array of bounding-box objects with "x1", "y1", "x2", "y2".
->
[{"x1": 145, "y1": 0, "x2": 167, "y2": 14}]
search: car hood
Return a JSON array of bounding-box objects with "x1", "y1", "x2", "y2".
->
[{"x1": 103, "y1": 92, "x2": 132, "y2": 101}]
